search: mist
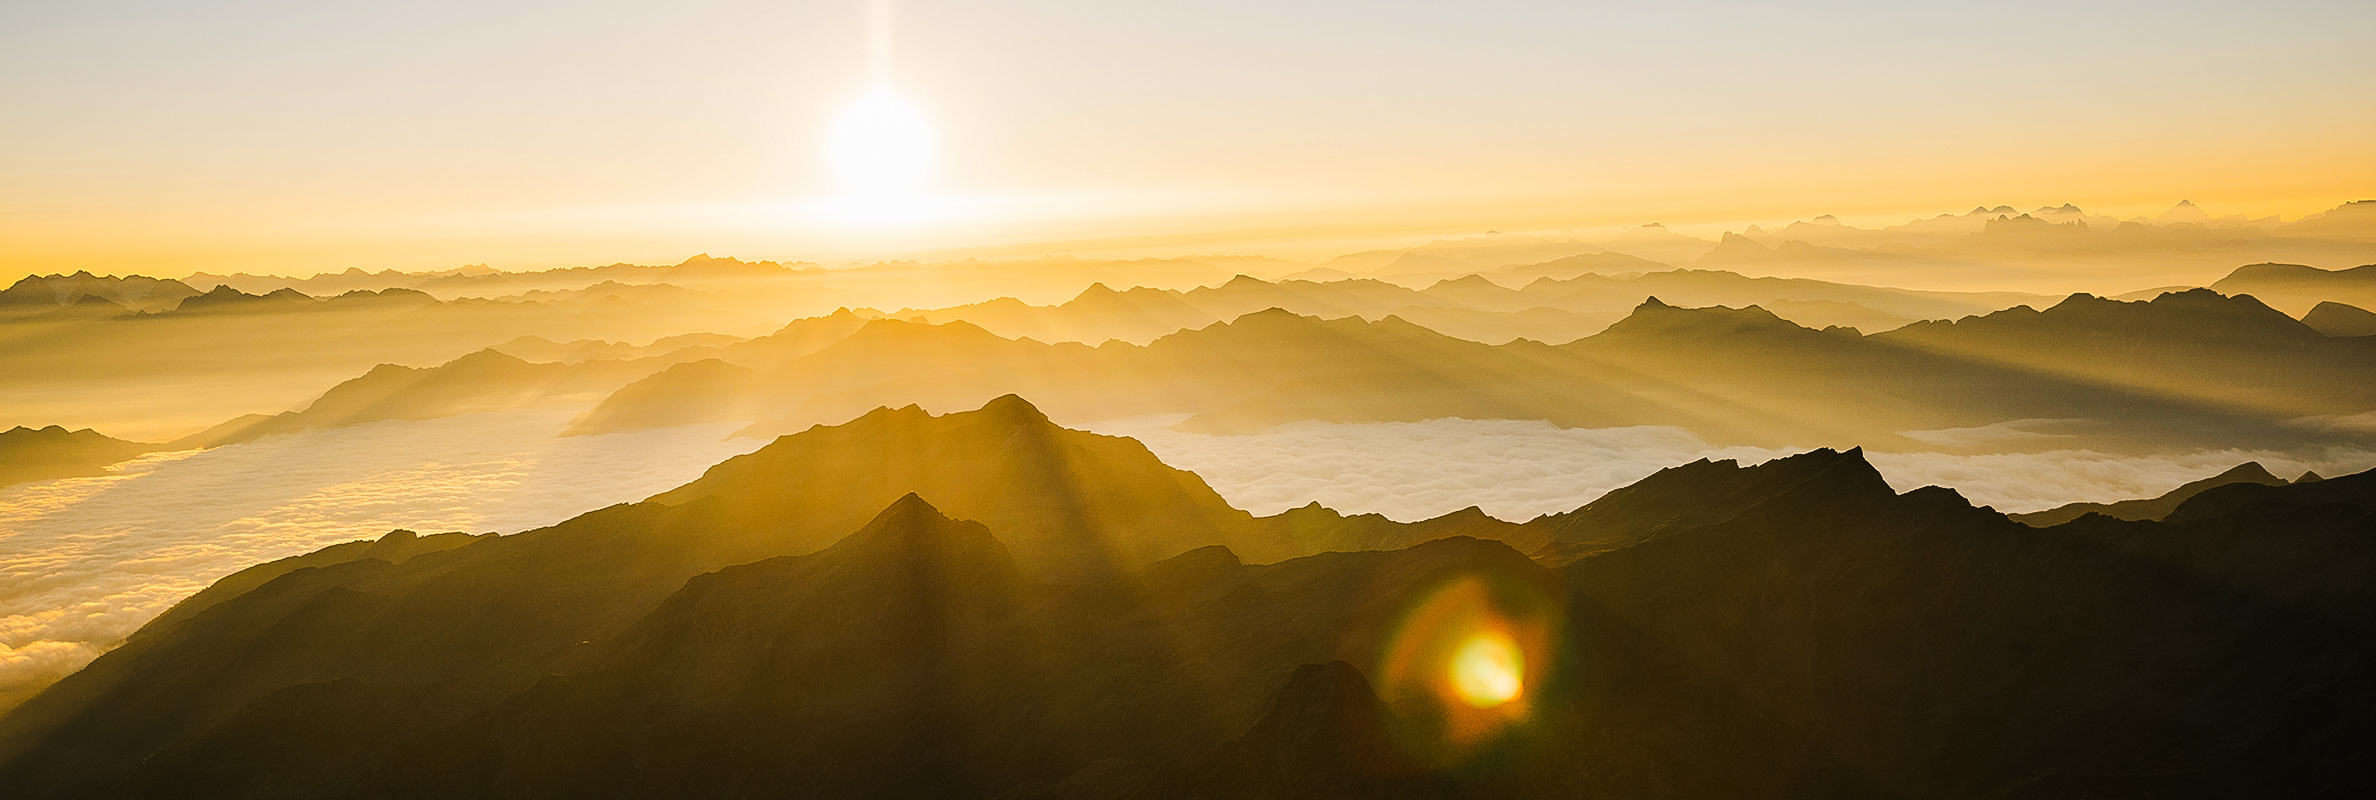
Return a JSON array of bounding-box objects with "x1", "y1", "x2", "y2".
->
[{"x1": 0, "y1": 409, "x2": 761, "y2": 711}]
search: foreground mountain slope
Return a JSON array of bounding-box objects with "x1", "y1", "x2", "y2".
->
[
  {"x1": 0, "y1": 397, "x2": 1492, "y2": 799},
  {"x1": 5, "y1": 404, "x2": 2371, "y2": 799},
  {"x1": 1553, "y1": 452, "x2": 2376, "y2": 799}
]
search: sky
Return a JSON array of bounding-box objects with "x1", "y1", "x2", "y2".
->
[{"x1": 4, "y1": 0, "x2": 2373, "y2": 276}]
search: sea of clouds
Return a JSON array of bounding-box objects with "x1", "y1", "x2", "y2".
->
[
  {"x1": 0, "y1": 408, "x2": 764, "y2": 710},
  {"x1": 6, "y1": 409, "x2": 2372, "y2": 712},
  {"x1": 1087, "y1": 416, "x2": 2376, "y2": 521}
]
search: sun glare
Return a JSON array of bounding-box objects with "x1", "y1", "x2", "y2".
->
[
  {"x1": 1450, "y1": 631, "x2": 1525, "y2": 707},
  {"x1": 828, "y1": 87, "x2": 933, "y2": 198}
]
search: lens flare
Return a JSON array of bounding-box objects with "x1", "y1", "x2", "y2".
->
[
  {"x1": 1449, "y1": 631, "x2": 1524, "y2": 707},
  {"x1": 1372, "y1": 568, "x2": 1560, "y2": 767}
]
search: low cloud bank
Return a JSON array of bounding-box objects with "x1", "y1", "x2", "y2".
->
[{"x1": 0, "y1": 408, "x2": 761, "y2": 711}]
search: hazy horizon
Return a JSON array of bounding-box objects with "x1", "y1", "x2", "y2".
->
[
  {"x1": 6, "y1": 3, "x2": 2376, "y2": 798},
  {"x1": 8, "y1": 1, "x2": 2373, "y2": 277}
]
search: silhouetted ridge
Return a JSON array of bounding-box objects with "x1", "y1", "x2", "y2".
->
[
  {"x1": 2303, "y1": 301, "x2": 2376, "y2": 337},
  {"x1": 1596, "y1": 296, "x2": 1819, "y2": 340},
  {"x1": 2014, "y1": 461, "x2": 2290, "y2": 526},
  {"x1": 2165, "y1": 464, "x2": 2376, "y2": 525},
  {"x1": 9, "y1": 446, "x2": 2376, "y2": 798},
  {"x1": 1535, "y1": 447, "x2": 1892, "y2": 559},
  {"x1": 979, "y1": 393, "x2": 1052, "y2": 424}
]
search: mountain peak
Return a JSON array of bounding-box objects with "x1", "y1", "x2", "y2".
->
[
  {"x1": 977, "y1": 393, "x2": 1051, "y2": 424},
  {"x1": 1596, "y1": 297, "x2": 1809, "y2": 340},
  {"x1": 2216, "y1": 461, "x2": 2282, "y2": 485},
  {"x1": 821, "y1": 493, "x2": 1020, "y2": 582},
  {"x1": 853, "y1": 492, "x2": 958, "y2": 537}
]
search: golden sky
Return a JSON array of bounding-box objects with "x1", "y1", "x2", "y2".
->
[{"x1": 4, "y1": 0, "x2": 2373, "y2": 276}]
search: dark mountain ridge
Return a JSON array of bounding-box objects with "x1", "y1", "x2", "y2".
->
[
  {"x1": 3, "y1": 396, "x2": 2372, "y2": 798},
  {"x1": 2012, "y1": 462, "x2": 2292, "y2": 526}
]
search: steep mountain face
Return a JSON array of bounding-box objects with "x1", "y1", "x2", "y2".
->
[
  {"x1": 2, "y1": 409, "x2": 2371, "y2": 799},
  {"x1": 0, "y1": 425, "x2": 154, "y2": 488},
  {"x1": 2303, "y1": 300, "x2": 2376, "y2": 337},
  {"x1": 2012, "y1": 461, "x2": 2290, "y2": 526},
  {"x1": 1528, "y1": 447, "x2": 1890, "y2": 560}
]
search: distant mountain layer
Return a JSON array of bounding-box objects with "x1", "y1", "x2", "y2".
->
[
  {"x1": 2209, "y1": 262, "x2": 2376, "y2": 315},
  {"x1": 0, "y1": 426, "x2": 153, "y2": 488},
  {"x1": 1300, "y1": 200, "x2": 2376, "y2": 291},
  {"x1": 890, "y1": 268, "x2": 2046, "y2": 347},
  {"x1": 2304, "y1": 300, "x2": 2376, "y2": 337},
  {"x1": 0, "y1": 272, "x2": 197, "y2": 314},
  {"x1": 176, "y1": 348, "x2": 691, "y2": 450},
  {"x1": 3, "y1": 396, "x2": 2370, "y2": 798},
  {"x1": 2011, "y1": 461, "x2": 2292, "y2": 526},
  {"x1": 570, "y1": 288, "x2": 2376, "y2": 453}
]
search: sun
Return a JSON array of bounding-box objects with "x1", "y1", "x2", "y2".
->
[{"x1": 827, "y1": 87, "x2": 933, "y2": 197}]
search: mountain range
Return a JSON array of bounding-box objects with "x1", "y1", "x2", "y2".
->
[
  {"x1": 2, "y1": 395, "x2": 2369, "y2": 798},
  {"x1": 565, "y1": 288, "x2": 2376, "y2": 454},
  {"x1": 2010, "y1": 461, "x2": 2302, "y2": 527},
  {"x1": 12, "y1": 266, "x2": 2368, "y2": 497},
  {"x1": 2210, "y1": 263, "x2": 2376, "y2": 316}
]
